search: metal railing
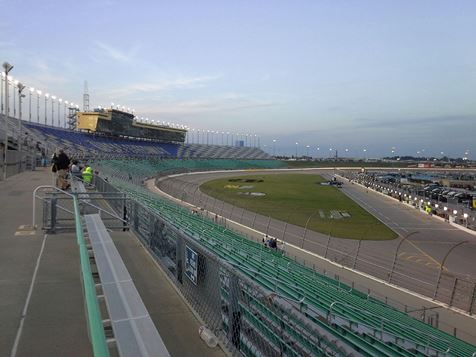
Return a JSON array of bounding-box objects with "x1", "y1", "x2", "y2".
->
[
  {"x1": 32, "y1": 185, "x2": 127, "y2": 232},
  {"x1": 73, "y1": 195, "x2": 110, "y2": 357}
]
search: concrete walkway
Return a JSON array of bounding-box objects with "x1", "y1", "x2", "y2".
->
[
  {"x1": 0, "y1": 168, "x2": 91, "y2": 357},
  {"x1": 0, "y1": 168, "x2": 225, "y2": 356}
]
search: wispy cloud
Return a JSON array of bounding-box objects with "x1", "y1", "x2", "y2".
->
[
  {"x1": 93, "y1": 41, "x2": 139, "y2": 63},
  {"x1": 140, "y1": 94, "x2": 276, "y2": 117},
  {"x1": 102, "y1": 75, "x2": 220, "y2": 98},
  {"x1": 351, "y1": 115, "x2": 475, "y2": 130}
]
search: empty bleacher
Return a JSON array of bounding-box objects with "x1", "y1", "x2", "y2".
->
[
  {"x1": 96, "y1": 160, "x2": 476, "y2": 357},
  {"x1": 95, "y1": 158, "x2": 286, "y2": 184},
  {"x1": 24, "y1": 122, "x2": 272, "y2": 160}
]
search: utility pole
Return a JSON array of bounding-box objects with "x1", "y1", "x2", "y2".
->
[{"x1": 3, "y1": 62, "x2": 14, "y2": 180}]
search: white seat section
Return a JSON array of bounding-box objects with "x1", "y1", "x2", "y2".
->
[{"x1": 84, "y1": 214, "x2": 170, "y2": 357}]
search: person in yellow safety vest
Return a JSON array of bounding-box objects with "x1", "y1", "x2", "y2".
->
[{"x1": 82, "y1": 165, "x2": 93, "y2": 184}]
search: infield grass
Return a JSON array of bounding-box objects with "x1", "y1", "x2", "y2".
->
[{"x1": 200, "y1": 173, "x2": 397, "y2": 240}]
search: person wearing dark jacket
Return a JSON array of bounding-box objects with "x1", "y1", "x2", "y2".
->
[{"x1": 56, "y1": 149, "x2": 70, "y2": 190}]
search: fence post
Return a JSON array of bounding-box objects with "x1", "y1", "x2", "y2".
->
[
  {"x1": 324, "y1": 235, "x2": 331, "y2": 259},
  {"x1": 433, "y1": 240, "x2": 468, "y2": 300},
  {"x1": 388, "y1": 231, "x2": 418, "y2": 283},
  {"x1": 251, "y1": 212, "x2": 257, "y2": 228},
  {"x1": 49, "y1": 193, "x2": 57, "y2": 233},
  {"x1": 353, "y1": 240, "x2": 362, "y2": 269},
  {"x1": 265, "y1": 216, "x2": 271, "y2": 236},
  {"x1": 468, "y1": 284, "x2": 476, "y2": 315},
  {"x1": 301, "y1": 211, "x2": 317, "y2": 248}
]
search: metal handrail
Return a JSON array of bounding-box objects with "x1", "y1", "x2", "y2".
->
[
  {"x1": 73, "y1": 196, "x2": 110, "y2": 357},
  {"x1": 32, "y1": 185, "x2": 127, "y2": 229}
]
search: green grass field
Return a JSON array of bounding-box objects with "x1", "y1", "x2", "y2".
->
[{"x1": 200, "y1": 173, "x2": 397, "y2": 240}]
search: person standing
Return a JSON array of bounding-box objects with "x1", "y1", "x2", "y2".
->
[
  {"x1": 56, "y1": 149, "x2": 70, "y2": 190},
  {"x1": 70, "y1": 159, "x2": 81, "y2": 179},
  {"x1": 82, "y1": 164, "x2": 93, "y2": 185}
]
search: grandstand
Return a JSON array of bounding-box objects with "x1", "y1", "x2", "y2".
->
[
  {"x1": 96, "y1": 164, "x2": 476, "y2": 357},
  {"x1": 23, "y1": 122, "x2": 271, "y2": 160}
]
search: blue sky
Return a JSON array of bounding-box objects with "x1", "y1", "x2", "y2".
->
[{"x1": 1, "y1": 0, "x2": 475, "y2": 157}]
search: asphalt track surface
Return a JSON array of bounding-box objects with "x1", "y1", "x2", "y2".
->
[{"x1": 157, "y1": 169, "x2": 476, "y2": 313}]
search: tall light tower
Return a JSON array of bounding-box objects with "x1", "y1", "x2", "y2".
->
[
  {"x1": 83, "y1": 80, "x2": 89, "y2": 112},
  {"x1": 3, "y1": 61, "x2": 14, "y2": 180},
  {"x1": 17, "y1": 83, "x2": 26, "y2": 170},
  {"x1": 44, "y1": 93, "x2": 49, "y2": 125},
  {"x1": 28, "y1": 87, "x2": 34, "y2": 122}
]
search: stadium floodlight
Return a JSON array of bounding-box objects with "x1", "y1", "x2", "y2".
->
[
  {"x1": 435, "y1": 204, "x2": 439, "y2": 208},
  {"x1": 453, "y1": 210, "x2": 457, "y2": 215},
  {"x1": 444, "y1": 206, "x2": 448, "y2": 211},
  {"x1": 464, "y1": 213, "x2": 469, "y2": 219},
  {"x1": 427, "y1": 201, "x2": 431, "y2": 205}
]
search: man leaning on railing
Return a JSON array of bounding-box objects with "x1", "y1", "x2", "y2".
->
[{"x1": 56, "y1": 149, "x2": 70, "y2": 190}]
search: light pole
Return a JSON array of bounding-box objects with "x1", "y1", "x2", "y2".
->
[
  {"x1": 295, "y1": 142, "x2": 299, "y2": 158},
  {"x1": 44, "y1": 93, "x2": 49, "y2": 125},
  {"x1": 36, "y1": 90, "x2": 41, "y2": 123},
  {"x1": 28, "y1": 87, "x2": 34, "y2": 122},
  {"x1": 13, "y1": 79, "x2": 18, "y2": 118},
  {"x1": 272, "y1": 139, "x2": 277, "y2": 156},
  {"x1": 58, "y1": 98, "x2": 62, "y2": 127},
  {"x1": 0, "y1": 72, "x2": 4, "y2": 114},
  {"x1": 51, "y1": 95, "x2": 56, "y2": 126},
  {"x1": 306, "y1": 145, "x2": 310, "y2": 158},
  {"x1": 3, "y1": 61, "x2": 14, "y2": 181},
  {"x1": 17, "y1": 83, "x2": 26, "y2": 171},
  {"x1": 64, "y1": 101, "x2": 68, "y2": 128}
]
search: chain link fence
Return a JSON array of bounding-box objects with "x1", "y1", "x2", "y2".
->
[
  {"x1": 157, "y1": 175, "x2": 476, "y2": 316},
  {"x1": 96, "y1": 177, "x2": 361, "y2": 356}
]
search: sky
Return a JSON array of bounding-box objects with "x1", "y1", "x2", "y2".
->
[{"x1": 1, "y1": 0, "x2": 475, "y2": 157}]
